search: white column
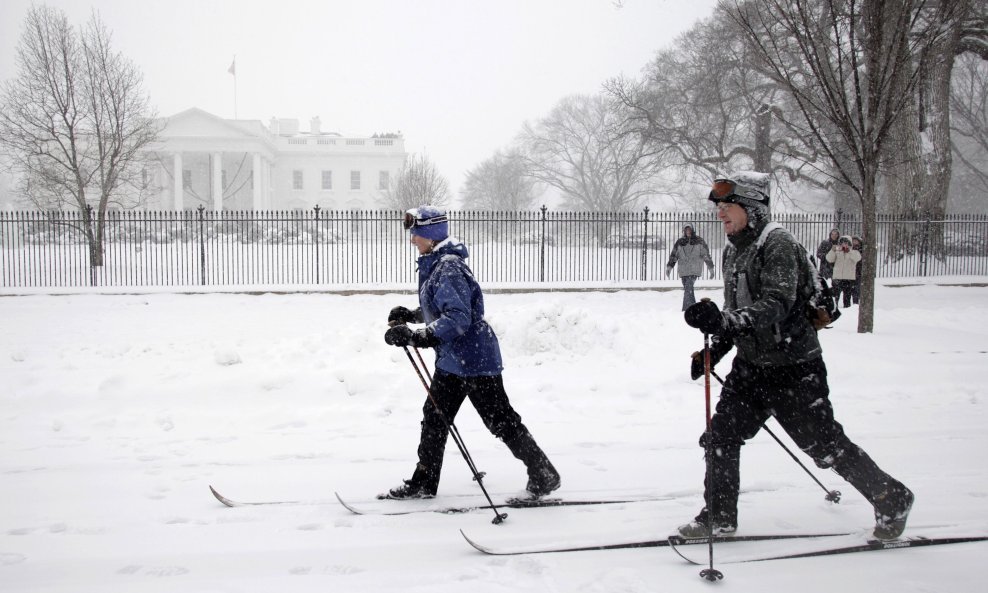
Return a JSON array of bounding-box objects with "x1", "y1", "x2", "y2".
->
[
  {"x1": 158, "y1": 158, "x2": 169, "y2": 209},
  {"x1": 265, "y1": 160, "x2": 274, "y2": 209},
  {"x1": 252, "y1": 153, "x2": 262, "y2": 210},
  {"x1": 172, "y1": 153, "x2": 183, "y2": 211},
  {"x1": 212, "y1": 152, "x2": 223, "y2": 211}
]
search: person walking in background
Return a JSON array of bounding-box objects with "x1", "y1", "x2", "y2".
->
[
  {"x1": 679, "y1": 172, "x2": 913, "y2": 541},
  {"x1": 826, "y1": 235, "x2": 861, "y2": 308},
  {"x1": 816, "y1": 228, "x2": 841, "y2": 280},
  {"x1": 666, "y1": 225, "x2": 716, "y2": 311},
  {"x1": 851, "y1": 236, "x2": 864, "y2": 305},
  {"x1": 382, "y1": 205, "x2": 560, "y2": 500}
]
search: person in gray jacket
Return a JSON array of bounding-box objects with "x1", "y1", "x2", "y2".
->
[
  {"x1": 679, "y1": 172, "x2": 913, "y2": 541},
  {"x1": 666, "y1": 225, "x2": 716, "y2": 311}
]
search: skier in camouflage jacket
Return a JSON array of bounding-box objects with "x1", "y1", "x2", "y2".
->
[{"x1": 678, "y1": 173, "x2": 913, "y2": 541}]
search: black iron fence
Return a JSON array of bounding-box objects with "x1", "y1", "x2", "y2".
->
[{"x1": 1, "y1": 206, "x2": 986, "y2": 289}]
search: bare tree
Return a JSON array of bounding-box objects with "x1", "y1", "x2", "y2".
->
[
  {"x1": 949, "y1": 52, "x2": 988, "y2": 210},
  {"x1": 379, "y1": 153, "x2": 450, "y2": 210},
  {"x1": 605, "y1": 6, "x2": 834, "y2": 210},
  {"x1": 0, "y1": 6, "x2": 159, "y2": 266},
  {"x1": 460, "y1": 149, "x2": 537, "y2": 210},
  {"x1": 517, "y1": 94, "x2": 661, "y2": 212},
  {"x1": 728, "y1": 0, "x2": 934, "y2": 333},
  {"x1": 883, "y1": 0, "x2": 984, "y2": 261}
]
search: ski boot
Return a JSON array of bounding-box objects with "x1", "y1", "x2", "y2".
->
[{"x1": 873, "y1": 487, "x2": 914, "y2": 540}]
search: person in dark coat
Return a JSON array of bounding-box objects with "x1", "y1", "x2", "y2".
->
[
  {"x1": 851, "y1": 236, "x2": 864, "y2": 304},
  {"x1": 816, "y1": 228, "x2": 841, "y2": 279},
  {"x1": 666, "y1": 225, "x2": 716, "y2": 311},
  {"x1": 678, "y1": 173, "x2": 913, "y2": 541},
  {"x1": 382, "y1": 205, "x2": 560, "y2": 499}
]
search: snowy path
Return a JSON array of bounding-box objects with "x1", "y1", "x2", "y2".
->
[{"x1": 1, "y1": 284, "x2": 986, "y2": 592}]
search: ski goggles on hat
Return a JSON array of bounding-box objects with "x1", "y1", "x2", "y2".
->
[
  {"x1": 403, "y1": 209, "x2": 448, "y2": 230},
  {"x1": 708, "y1": 178, "x2": 767, "y2": 204},
  {"x1": 709, "y1": 179, "x2": 739, "y2": 201}
]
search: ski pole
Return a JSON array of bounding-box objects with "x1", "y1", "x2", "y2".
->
[
  {"x1": 700, "y1": 332, "x2": 724, "y2": 582},
  {"x1": 413, "y1": 346, "x2": 433, "y2": 383},
  {"x1": 412, "y1": 348, "x2": 485, "y2": 481},
  {"x1": 710, "y1": 370, "x2": 841, "y2": 503},
  {"x1": 404, "y1": 347, "x2": 484, "y2": 482},
  {"x1": 401, "y1": 346, "x2": 508, "y2": 524}
]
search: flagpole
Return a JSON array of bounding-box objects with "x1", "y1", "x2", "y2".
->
[{"x1": 228, "y1": 55, "x2": 238, "y2": 119}]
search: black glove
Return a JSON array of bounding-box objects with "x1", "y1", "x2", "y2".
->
[
  {"x1": 388, "y1": 306, "x2": 420, "y2": 326},
  {"x1": 684, "y1": 299, "x2": 724, "y2": 335},
  {"x1": 384, "y1": 325, "x2": 440, "y2": 348},
  {"x1": 689, "y1": 335, "x2": 734, "y2": 380}
]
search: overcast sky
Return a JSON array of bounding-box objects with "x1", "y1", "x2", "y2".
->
[{"x1": 0, "y1": 0, "x2": 719, "y2": 201}]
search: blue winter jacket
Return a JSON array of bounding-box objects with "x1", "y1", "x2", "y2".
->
[{"x1": 417, "y1": 238, "x2": 503, "y2": 377}]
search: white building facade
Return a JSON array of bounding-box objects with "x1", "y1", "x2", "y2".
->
[{"x1": 145, "y1": 108, "x2": 407, "y2": 211}]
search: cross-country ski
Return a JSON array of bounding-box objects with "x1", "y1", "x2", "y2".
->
[
  {"x1": 668, "y1": 533, "x2": 988, "y2": 564},
  {"x1": 336, "y1": 492, "x2": 675, "y2": 516},
  {"x1": 460, "y1": 530, "x2": 852, "y2": 556}
]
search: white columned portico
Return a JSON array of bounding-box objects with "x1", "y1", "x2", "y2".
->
[
  {"x1": 172, "y1": 153, "x2": 183, "y2": 211},
  {"x1": 212, "y1": 152, "x2": 223, "y2": 211},
  {"x1": 252, "y1": 153, "x2": 263, "y2": 210}
]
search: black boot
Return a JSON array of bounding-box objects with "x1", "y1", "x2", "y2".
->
[
  {"x1": 677, "y1": 507, "x2": 737, "y2": 538},
  {"x1": 873, "y1": 486, "x2": 914, "y2": 540},
  {"x1": 504, "y1": 429, "x2": 560, "y2": 497},
  {"x1": 680, "y1": 439, "x2": 740, "y2": 537},
  {"x1": 381, "y1": 464, "x2": 439, "y2": 500}
]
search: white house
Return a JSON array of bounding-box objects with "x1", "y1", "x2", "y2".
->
[{"x1": 144, "y1": 108, "x2": 407, "y2": 211}]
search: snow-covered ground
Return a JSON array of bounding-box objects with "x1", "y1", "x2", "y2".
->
[{"x1": 2, "y1": 280, "x2": 986, "y2": 592}]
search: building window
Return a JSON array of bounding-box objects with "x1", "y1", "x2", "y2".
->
[
  {"x1": 182, "y1": 170, "x2": 192, "y2": 189},
  {"x1": 378, "y1": 171, "x2": 390, "y2": 190},
  {"x1": 321, "y1": 170, "x2": 333, "y2": 190},
  {"x1": 350, "y1": 170, "x2": 361, "y2": 190},
  {"x1": 293, "y1": 170, "x2": 304, "y2": 190}
]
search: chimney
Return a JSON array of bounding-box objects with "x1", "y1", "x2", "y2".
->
[
  {"x1": 268, "y1": 117, "x2": 280, "y2": 135},
  {"x1": 310, "y1": 116, "x2": 321, "y2": 135}
]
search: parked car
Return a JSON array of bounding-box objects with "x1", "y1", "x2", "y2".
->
[
  {"x1": 944, "y1": 230, "x2": 988, "y2": 256},
  {"x1": 513, "y1": 231, "x2": 557, "y2": 246},
  {"x1": 603, "y1": 232, "x2": 665, "y2": 250}
]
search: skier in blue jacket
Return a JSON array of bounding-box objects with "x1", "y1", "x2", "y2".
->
[{"x1": 383, "y1": 206, "x2": 560, "y2": 499}]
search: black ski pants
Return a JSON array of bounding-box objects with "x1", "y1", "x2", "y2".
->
[
  {"x1": 414, "y1": 369, "x2": 540, "y2": 490},
  {"x1": 833, "y1": 279, "x2": 855, "y2": 307},
  {"x1": 700, "y1": 356, "x2": 904, "y2": 525}
]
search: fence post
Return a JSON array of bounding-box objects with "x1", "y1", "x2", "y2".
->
[
  {"x1": 539, "y1": 204, "x2": 547, "y2": 283},
  {"x1": 314, "y1": 205, "x2": 321, "y2": 285},
  {"x1": 86, "y1": 204, "x2": 97, "y2": 287},
  {"x1": 197, "y1": 205, "x2": 206, "y2": 286},
  {"x1": 641, "y1": 206, "x2": 650, "y2": 281},
  {"x1": 920, "y1": 217, "x2": 931, "y2": 277}
]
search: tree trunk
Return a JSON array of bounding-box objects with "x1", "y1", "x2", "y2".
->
[
  {"x1": 754, "y1": 104, "x2": 772, "y2": 172},
  {"x1": 885, "y1": 1, "x2": 968, "y2": 260},
  {"x1": 858, "y1": 171, "x2": 878, "y2": 334},
  {"x1": 913, "y1": 3, "x2": 965, "y2": 260},
  {"x1": 883, "y1": 10, "x2": 925, "y2": 259}
]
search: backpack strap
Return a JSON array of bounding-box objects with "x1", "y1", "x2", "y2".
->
[{"x1": 755, "y1": 221, "x2": 785, "y2": 250}]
